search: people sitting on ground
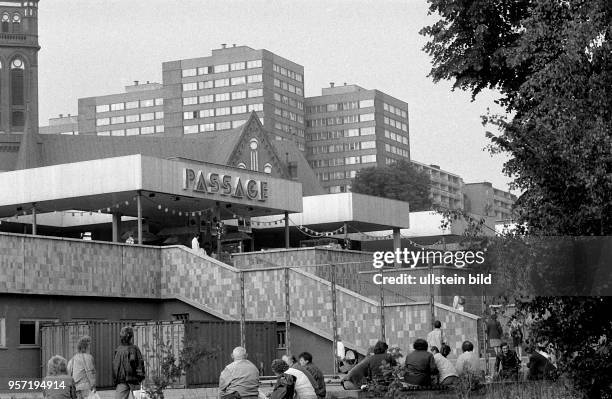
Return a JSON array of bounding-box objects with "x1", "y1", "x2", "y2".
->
[
  {"x1": 269, "y1": 359, "x2": 296, "y2": 399},
  {"x1": 455, "y1": 340, "x2": 484, "y2": 388},
  {"x1": 494, "y1": 342, "x2": 521, "y2": 380},
  {"x1": 404, "y1": 339, "x2": 438, "y2": 386},
  {"x1": 526, "y1": 343, "x2": 557, "y2": 381},
  {"x1": 341, "y1": 341, "x2": 396, "y2": 390},
  {"x1": 219, "y1": 347, "x2": 260, "y2": 399},
  {"x1": 298, "y1": 352, "x2": 326, "y2": 399},
  {"x1": 431, "y1": 345, "x2": 458, "y2": 386},
  {"x1": 284, "y1": 357, "x2": 318, "y2": 399},
  {"x1": 338, "y1": 350, "x2": 357, "y2": 374}
]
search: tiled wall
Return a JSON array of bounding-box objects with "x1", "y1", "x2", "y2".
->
[
  {"x1": 0, "y1": 233, "x2": 480, "y2": 355},
  {"x1": 0, "y1": 233, "x2": 161, "y2": 297}
]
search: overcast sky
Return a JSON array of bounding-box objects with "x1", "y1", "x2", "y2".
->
[{"x1": 37, "y1": 0, "x2": 513, "y2": 191}]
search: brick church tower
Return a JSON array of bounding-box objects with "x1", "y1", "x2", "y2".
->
[{"x1": 0, "y1": 1, "x2": 40, "y2": 168}]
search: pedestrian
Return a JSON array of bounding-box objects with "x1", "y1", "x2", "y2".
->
[
  {"x1": 404, "y1": 339, "x2": 438, "y2": 386},
  {"x1": 67, "y1": 336, "x2": 96, "y2": 399},
  {"x1": 298, "y1": 352, "x2": 326, "y2": 399},
  {"x1": 219, "y1": 347, "x2": 260, "y2": 399},
  {"x1": 191, "y1": 234, "x2": 200, "y2": 251},
  {"x1": 510, "y1": 315, "x2": 524, "y2": 357},
  {"x1": 494, "y1": 342, "x2": 521, "y2": 380},
  {"x1": 426, "y1": 320, "x2": 443, "y2": 352},
  {"x1": 112, "y1": 326, "x2": 145, "y2": 399},
  {"x1": 44, "y1": 355, "x2": 76, "y2": 399},
  {"x1": 269, "y1": 359, "x2": 296, "y2": 399},
  {"x1": 486, "y1": 313, "x2": 504, "y2": 355},
  {"x1": 431, "y1": 345, "x2": 458, "y2": 386}
]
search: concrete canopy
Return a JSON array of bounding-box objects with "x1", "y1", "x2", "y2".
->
[
  {"x1": 0, "y1": 154, "x2": 302, "y2": 222},
  {"x1": 251, "y1": 192, "x2": 410, "y2": 232}
]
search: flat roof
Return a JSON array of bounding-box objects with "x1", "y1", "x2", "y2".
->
[
  {"x1": 251, "y1": 192, "x2": 410, "y2": 231},
  {"x1": 0, "y1": 155, "x2": 303, "y2": 220}
]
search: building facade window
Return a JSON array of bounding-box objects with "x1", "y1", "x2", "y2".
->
[
  {"x1": 248, "y1": 88, "x2": 263, "y2": 98},
  {"x1": 126, "y1": 100, "x2": 139, "y2": 109},
  {"x1": 126, "y1": 114, "x2": 139, "y2": 123},
  {"x1": 216, "y1": 121, "x2": 231, "y2": 130},
  {"x1": 246, "y1": 59, "x2": 262, "y2": 69},
  {"x1": 110, "y1": 102, "x2": 124, "y2": 111},
  {"x1": 263, "y1": 163, "x2": 272, "y2": 174},
  {"x1": 141, "y1": 126, "x2": 155, "y2": 134},
  {"x1": 140, "y1": 99, "x2": 154, "y2": 107},
  {"x1": 10, "y1": 57, "x2": 25, "y2": 128},
  {"x1": 184, "y1": 125, "x2": 198, "y2": 134},
  {"x1": 182, "y1": 68, "x2": 196, "y2": 77},
  {"x1": 200, "y1": 123, "x2": 214, "y2": 132},
  {"x1": 20, "y1": 319, "x2": 58, "y2": 346},
  {"x1": 249, "y1": 139, "x2": 259, "y2": 171},
  {"x1": 95, "y1": 104, "x2": 110, "y2": 113}
]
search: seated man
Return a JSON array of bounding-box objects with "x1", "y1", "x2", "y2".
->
[
  {"x1": 341, "y1": 341, "x2": 396, "y2": 389},
  {"x1": 527, "y1": 343, "x2": 557, "y2": 381},
  {"x1": 455, "y1": 341, "x2": 484, "y2": 387},
  {"x1": 219, "y1": 347, "x2": 260, "y2": 399},
  {"x1": 404, "y1": 339, "x2": 438, "y2": 386},
  {"x1": 495, "y1": 342, "x2": 521, "y2": 380}
]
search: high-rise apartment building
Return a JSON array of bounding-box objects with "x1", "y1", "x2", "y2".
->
[
  {"x1": 53, "y1": 46, "x2": 306, "y2": 146},
  {"x1": 78, "y1": 81, "x2": 166, "y2": 137},
  {"x1": 163, "y1": 45, "x2": 305, "y2": 148},
  {"x1": 410, "y1": 161, "x2": 464, "y2": 210},
  {"x1": 463, "y1": 182, "x2": 517, "y2": 221},
  {"x1": 305, "y1": 84, "x2": 410, "y2": 193}
]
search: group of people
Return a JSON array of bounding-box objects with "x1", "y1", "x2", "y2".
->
[
  {"x1": 43, "y1": 327, "x2": 146, "y2": 399},
  {"x1": 218, "y1": 347, "x2": 327, "y2": 399},
  {"x1": 339, "y1": 337, "x2": 483, "y2": 389}
]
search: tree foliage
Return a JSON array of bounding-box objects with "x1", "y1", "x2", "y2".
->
[
  {"x1": 422, "y1": 1, "x2": 612, "y2": 396},
  {"x1": 421, "y1": 0, "x2": 612, "y2": 235},
  {"x1": 350, "y1": 160, "x2": 432, "y2": 211}
]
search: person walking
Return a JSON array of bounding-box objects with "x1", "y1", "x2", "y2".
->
[
  {"x1": 510, "y1": 316, "x2": 524, "y2": 357},
  {"x1": 426, "y1": 320, "x2": 443, "y2": 352},
  {"x1": 44, "y1": 355, "x2": 76, "y2": 399},
  {"x1": 67, "y1": 336, "x2": 96, "y2": 399},
  {"x1": 486, "y1": 313, "x2": 504, "y2": 356},
  {"x1": 112, "y1": 327, "x2": 145, "y2": 399},
  {"x1": 298, "y1": 352, "x2": 326, "y2": 399},
  {"x1": 219, "y1": 347, "x2": 260, "y2": 399}
]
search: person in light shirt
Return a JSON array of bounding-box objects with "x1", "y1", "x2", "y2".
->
[
  {"x1": 455, "y1": 341, "x2": 484, "y2": 381},
  {"x1": 284, "y1": 361, "x2": 317, "y2": 399},
  {"x1": 427, "y1": 320, "x2": 443, "y2": 352},
  {"x1": 431, "y1": 345, "x2": 458, "y2": 386},
  {"x1": 218, "y1": 347, "x2": 260, "y2": 399}
]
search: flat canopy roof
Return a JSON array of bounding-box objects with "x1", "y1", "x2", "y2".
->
[
  {"x1": 0, "y1": 155, "x2": 303, "y2": 220},
  {"x1": 251, "y1": 192, "x2": 410, "y2": 232}
]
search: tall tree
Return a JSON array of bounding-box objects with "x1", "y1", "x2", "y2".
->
[
  {"x1": 422, "y1": 2, "x2": 612, "y2": 396},
  {"x1": 351, "y1": 160, "x2": 432, "y2": 211},
  {"x1": 421, "y1": 0, "x2": 612, "y2": 235}
]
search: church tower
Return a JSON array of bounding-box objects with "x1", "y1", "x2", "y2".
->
[{"x1": 0, "y1": 1, "x2": 40, "y2": 168}]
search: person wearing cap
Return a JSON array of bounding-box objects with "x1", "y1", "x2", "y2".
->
[{"x1": 219, "y1": 347, "x2": 260, "y2": 399}]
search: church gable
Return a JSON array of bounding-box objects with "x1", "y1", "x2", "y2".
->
[{"x1": 228, "y1": 114, "x2": 288, "y2": 178}]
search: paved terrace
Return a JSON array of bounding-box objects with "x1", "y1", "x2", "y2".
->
[{"x1": 0, "y1": 232, "x2": 480, "y2": 355}]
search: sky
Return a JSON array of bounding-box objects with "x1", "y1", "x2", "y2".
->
[{"x1": 37, "y1": 0, "x2": 514, "y2": 191}]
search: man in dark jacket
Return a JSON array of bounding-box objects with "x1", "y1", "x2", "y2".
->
[
  {"x1": 341, "y1": 341, "x2": 396, "y2": 389},
  {"x1": 404, "y1": 339, "x2": 438, "y2": 386},
  {"x1": 494, "y1": 342, "x2": 521, "y2": 380},
  {"x1": 486, "y1": 314, "x2": 504, "y2": 355},
  {"x1": 299, "y1": 352, "x2": 326, "y2": 399},
  {"x1": 113, "y1": 326, "x2": 145, "y2": 399}
]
